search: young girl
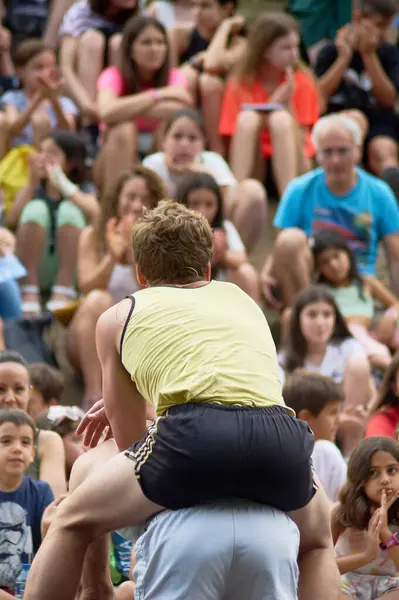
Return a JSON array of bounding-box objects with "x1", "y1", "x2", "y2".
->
[
  {"x1": 175, "y1": 171, "x2": 260, "y2": 301},
  {"x1": 66, "y1": 165, "x2": 166, "y2": 408},
  {"x1": 366, "y1": 352, "x2": 399, "y2": 439},
  {"x1": 0, "y1": 39, "x2": 78, "y2": 212},
  {"x1": 13, "y1": 131, "x2": 99, "y2": 315},
  {"x1": 219, "y1": 12, "x2": 320, "y2": 196},
  {"x1": 311, "y1": 229, "x2": 399, "y2": 370},
  {"x1": 280, "y1": 284, "x2": 373, "y2": 455},
  {"x1": 143, "y1": 108, "x2": 266, "y2": 251},
  {"x1": 332, "y1": 437, "x2": 399, "y2": 599},
  {"x1": 94, "y1": 15, "x2": 192, "y2": 193},
  {"x1": 0, "y1": 350, "x2": 66, "y2": 497},
  {"x1": 59, "y1": 0, "x2": 138, "y2": 142}
]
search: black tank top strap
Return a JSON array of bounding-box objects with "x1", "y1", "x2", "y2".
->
[{"x1": 119, "y1": 295, "x2": 136, "y2": 359}]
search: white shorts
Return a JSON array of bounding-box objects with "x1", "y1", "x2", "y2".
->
[{"x1": 341, "y1": 573, "x2": 399, "y2": 599}]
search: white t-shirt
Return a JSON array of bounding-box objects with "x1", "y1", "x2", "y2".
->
[
  {"x1": 224, "y1": 220, "x2": 244, "y2": 252},
  {"x1": 279, "y1": 338, "x2": 366, "y2": 384},
  {"x1": 142, "y1": 151, "x2": 236, "y2": 196},
  {"x1": 312, "y1": 440, "x2": 347, "y2": 503}
]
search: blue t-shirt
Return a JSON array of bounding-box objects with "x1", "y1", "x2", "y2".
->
[
  {"x1": 273, "y1": 167, "x2": 399, "y2": 275},
  {"x1": 0, "y1": 477, "x2": 54, "y2": 590},
  {"x1": 1, "y1": 89, "x2": 78, "y2": 147}
]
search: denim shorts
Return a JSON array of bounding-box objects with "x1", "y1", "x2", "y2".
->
[{"x1": 133, "y1": 500, "x2": 300, "y2": 600}]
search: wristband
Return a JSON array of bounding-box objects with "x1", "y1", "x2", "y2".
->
[
  {"x1": 150, "y1": 88, "x2": 161, "y2": 101},
  {"x1": 48, "y1": 164, "x2": 78, "y2": 198},
  {"x1": 380, "y1": 532, "x2": 399, "y2": 551}
]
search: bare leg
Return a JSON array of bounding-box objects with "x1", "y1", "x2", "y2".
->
[
  {"x1": 78, "y1": 30, "x2": 105, "y2": 108},
  {"x1": 16, "y1": 221, "x2": 46, "y2": 309},
  {"x1": 377, "y1": 592, "x2": 399, "y2": 599},
  {"x1": 53, "y1": 224, "x2": 80, "y2": 287},
  {"x1": 0, "y1": 112, "x2": 10, "y2": 160},
  {"x1": 266, "y1": 228, "x2": 313, "y2": 307},
  {"x1": 31, "y1": 112, "x2": 52, "y2": 148},
  {"x1": 227, "y1": 179, "x2": 267, "y2": 252},
  {"x1": 230, "y1": 110, "x2": 262, "y2": 181},
  {"x1": 115, "y1": 582, "x2": 135, "y2": 600},
  {"x1": 66, "y1": 290, "x2": 114, "y2": 402},
  {"x1": 94, "y1": 122, "x2": 138, "y2": 194},
  {"x1": 288, "y1": 480, "x2": 341, "y2": 600},
  {"x1": 228, "y1": 263, "x2": 260, "y2": 303},
  {"x1": 341, "y1": 355, "x2": 371, "y2": 456},
  {"x1": 368, "y1": 136, "x2": 399, "y2": 177},
  {"x1": 267, "y1": 109, "x2": 298, "y2": 197},
  {"x1": 107, "y1": 33, "x2": 123, "y2": 67},
  {"x1": 199, "y1": 73, "x2": 225, "y2": 155},
  {"x1": 24, "y1": 453, "x2": 163, "y2": 600}
]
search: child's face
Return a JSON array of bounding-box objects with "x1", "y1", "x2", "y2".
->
[
  {"x1": 163, "y1": 117, "x2": 204, "y2": 171},
  {"x1": 20, "y1": 50, "x2": 57, "y2": 91},
  {"x1": 300, "y1": 400, "x2": 340, "y2": 443},
  {"x1": 0, "y1": 422, "x2": 34, "y2": 478},
  {"x1": 118, "y1": 176, "x2": 153, "y2": 220},
  {"x1": 316, "y1": 248, "x2": 351, "y2": 285},
  {"x1": 63, "y1": 431, "x2": 85, "y2": 473},
  {"x1": 0, "y1": 363, "x2": 31, "y2": 412},
  {"x1": 357, "y1": 13, "x2": 393, "y2": 45},
  {"x1": 264, "y1": 31, "x2": 300, "y2": 70},
  {"x1": 131, "y1": 25, "x2": 168, "y2": 75},
  {"x1": 40, "y1": 137, "x2": 67, "y2": 171},
  {"x1": 191, "y1": 0, "x2": 231, "y2": 31},
  {"x1": 299, "y1": 301, "x2": 336, "y2": 348},
  {"x1": 186, "y1": 188, "x2": 218, "y2": 226},
  {"x1": 364, "y1": 450, "x2": 399, "y2": 507}
]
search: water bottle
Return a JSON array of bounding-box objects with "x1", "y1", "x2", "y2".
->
[{"x1": 14, "y1": 563, "x2": 30, "y2": 599}]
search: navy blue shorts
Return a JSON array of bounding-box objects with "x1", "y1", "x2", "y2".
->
[{"x1": 125, "y1": 403, "x2": 316, "y2": 512}]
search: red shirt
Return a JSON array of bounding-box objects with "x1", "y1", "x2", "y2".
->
[
  {"x1": 219, "y1": 70, "x2": 320, "y2": 158},
  {"x1": 366, "y1": 406, "x2": 399, "y2": 439}
]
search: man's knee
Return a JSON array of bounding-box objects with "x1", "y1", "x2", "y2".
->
[{"x1": 275, "y1": 227, "x2": 309, "y2": 261}]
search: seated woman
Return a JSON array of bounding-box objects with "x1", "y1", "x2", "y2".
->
[
  {"x1": 59, "y1": 0, "x2": 138, "y2": 148},
  {"x1": 94, "y1": 15, "x2": 192, "y2": 194},
  {"x1": 0, "y1": 39, "x2": 78, "y2": 214},
  {"x1": 219, "y1": 12, "x2": 320, "y2": 197},
  {"x1": 143, "y1": 108, "x2": 266, "y2": 251},
  {"x1": 0, "y1": 349, "x2": 67, "y2": 497},
  {"x1": 176, "y1": 171, "x2": 260, "y2": 301},
  {"x1": 66, "y1": 165, "x2": 166, "y2": 409},
  {"x1": 279, "y1": 284, "x2": 374, "y2": 456},
  {"x1": 13, "y1": 131, "x2": 99, "y2": 315},
  {"x1": 169, "y1": 0, "x2": 246, "y2": 154}
]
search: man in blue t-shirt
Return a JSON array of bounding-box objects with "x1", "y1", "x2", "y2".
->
[
  {"x1": 0, "y1": 408, "x2": 53, "y2": 594},
  {"x1": 261, "y1": 113, "x2": 399, "y2": 308}
]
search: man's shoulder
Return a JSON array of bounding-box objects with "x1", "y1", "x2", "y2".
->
[
  {"x1": 356, "y1": 168, "x2": 395, "y2": 198},
  {"x1": 284, "y1": 168, "x2": 324, "y2": 195}
]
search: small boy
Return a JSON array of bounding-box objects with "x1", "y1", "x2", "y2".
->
[
  {"x1": 315, "y1": 0, "x2": 399, "y2": 177},
  {"x1": 27, "y1": 363, "x2": 64, "y2": 420},
  {"x1": 0, "y1": 408, "x2": 54, "y2": 595},
  {"x1": 283, "y1": 370, "x2": 347, "y2": 503}
]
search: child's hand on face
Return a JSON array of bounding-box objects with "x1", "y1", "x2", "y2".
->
[
  {"x1": 269, "y1": 67, "x2": 294, "y2": 106},
  {"x1": 357, "y1": 21, "x2": 380, "y2": 55},
  {"x1": 106, "y1": 217, "x2": 129, "y2": 263},
  {"x1": 37, "y1": 72, "x2": 63, "y2": 101},
  {"x1": 379, "y1": 488, "x2": 399, "y2": 532},
  {"x1": 365, "y1": 508, "x2": 383, "y2": 561},
  {"x1": 336, "y1": 24, "x2": 357, "y2": 60}
]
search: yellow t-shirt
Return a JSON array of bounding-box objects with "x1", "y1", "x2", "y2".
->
[{"x1": 121, "y1": 281, "x2": 292, "y2": 416}]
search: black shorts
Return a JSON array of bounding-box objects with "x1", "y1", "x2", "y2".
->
[{"x1": 125, "y1": 403, "x2": 316, "y2": 512}]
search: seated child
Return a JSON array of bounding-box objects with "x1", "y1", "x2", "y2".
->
[
  {"x1": 0, "y1": 408, "x2": 54, "y2": 595},
  {"x1": 27, "y1": 363, "x2": 64, "y2": 420},
  {"x1": 283, "y1": 370, "x2": 347, "y2": 501}
]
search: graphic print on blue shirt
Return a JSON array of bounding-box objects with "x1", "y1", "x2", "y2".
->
[
  {"x1": 311, "y1": 205, "x2": 372, "y2": 273},
  {"x1": 0, "y1": 501, "x2": 33, "y2": 589}
]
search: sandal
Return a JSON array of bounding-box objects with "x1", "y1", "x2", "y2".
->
[
  {"x1": 46, "y1": 285, "x2": 78, "y2": 312},
  {"x1": 20, "y1": 284, "x2": 41, "y2": 316}
]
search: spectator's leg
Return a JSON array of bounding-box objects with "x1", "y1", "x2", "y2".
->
[
  {"x1": 48, "y1": 201, "x2": 85, "y2": 305},
  {"x1": 341, "y1": 355, "x2": 371, "y2": 455},
  {"x1": 31, "y1": 113, "x2": 52, "y2": 148},
  {"x1": 78, "y1": 30, "x2": 106, "y2": 107},
  {"x1": 94, "y1": 122, "x2": 138, "y2": 194},
  {"x1": 16, "y1": 199, "x2": 50, "y2": 310},
  {"x1": 267, "y1": 109, "x2": 298, "y2": 197},
  {"x1": 227, "y1": 263, "x2": 261, "y2": 303},
  {"x1": 368, "y1": 135, "x2": 399, "y2": 177},
  {"x1": 199, "y1": 73, "x2": 225, "y2": 155},
  {"x1": 115, "y1": 582, "x2": 134, "y2": 600},
  {"x1": 265, "y1": 228, "x2": 313, "y2": 307},
  {"x1": 0, "y1": 111, "x2": 10, "y2": 159},
  {"x1": 67, "y1": 290, "x2": 114, "y2": 406},
  {"x1": 226, "y1": 179, "x2": 267, "y2": 252},
  {"x1": 107, "y1": 33, "x2": 123, "y2": 67},
  {"x1": 0, "y1": 280, "x2": 22, "y2": 319},
  {"x1": 230, "y1": 110, "x2": 262, "y2": 182}
]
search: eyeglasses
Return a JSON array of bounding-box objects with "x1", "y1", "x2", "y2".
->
[{"x1": 318, "y1": 147, "x2": 353, "y2": 159}]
